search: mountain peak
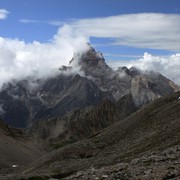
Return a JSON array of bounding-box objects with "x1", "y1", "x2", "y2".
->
[
  {"x1": 69, "y1": 44, "x2": 105, "y2": 66},
  {"x1": 69, "y1": 43, "x2": 110, "y2": 76}
]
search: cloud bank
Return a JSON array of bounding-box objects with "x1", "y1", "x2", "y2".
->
[
  {"x1": 107, "y1": 53, "x2": 180, "y2": 85},
  {"x1": 0, "y1": 9, "x2": 9, "y2": 20},
  {"x1": 0, "y1": 25, "x2": 88, "y2": 89}
]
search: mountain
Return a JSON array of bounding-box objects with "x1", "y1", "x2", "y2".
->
[
  {"x1": 14, "y1": 91, "x2": 180, "y2": 179},
  {"x1": 0, "y1": 44, "x2": 178, "y2": 128}
]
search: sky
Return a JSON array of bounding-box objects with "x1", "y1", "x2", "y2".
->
[{"x1": 0, "y1": 0, "x2": 180, "y2": 86}]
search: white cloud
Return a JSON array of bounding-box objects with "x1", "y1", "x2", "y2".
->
[
  {"x1": 19, "y1": 19, "x2": 63, "y2": 26},
  {"x1": 104, "y1": 53, "x2": 143, "y2": 58},
  {"x1": 107, "y1": 53, "x2": 180, "y2": 85},
  {"x1": 68, "y1": 13, "x2": 180, "y2": 51},
  {"x1": 19, "y1": 13, "x2": 180, "y2": 51},
  {"x1": 0, "y1": 24, "x2": 89, "y2": 89},
  {"x1": 19, "y1": 19, "x2": 41, "y2": 23},
  {"x1": 0, "y1": 9, "x2": 9, "y2": 20}
]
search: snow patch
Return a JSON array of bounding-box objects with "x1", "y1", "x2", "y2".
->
[{"x1": 12, "y1": 165, "x2": 18, "y2": 168}]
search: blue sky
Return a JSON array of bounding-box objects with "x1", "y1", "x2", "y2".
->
[{"x1": 1, "y1": 0, "x2": 180, "y2": 60}]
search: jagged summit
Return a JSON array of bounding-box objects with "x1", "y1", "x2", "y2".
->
[
  {"x1": 71, "y1": 48, "x2": 105, "y2": 66},
  {"x1": 69, "y1": 43, "x2": 105, "y2": 65},
  {"x1": 117, "y1": 66, "x2": 141, "y2": 76},
  {"x1": 67, "y1": 43, "x2": 110, "y2": 77}
]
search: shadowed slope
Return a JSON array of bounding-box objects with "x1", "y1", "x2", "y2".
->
[{"x1": 0, "y1": 120, "x2": 48, "y2": 175}]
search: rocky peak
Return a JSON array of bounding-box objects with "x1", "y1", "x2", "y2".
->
[
  {"x1": 117, "y1": 66, "x2": 130, "y2": 76},
  {"x1": 116, "y1": 66, "x2": 144, "y2": 77},
  {"x1": 70, "y1": 44, "x2": 105, "y2": 65},
  {"x1": 69, "y1": 44, "x2": 110, "y2": 77},
  {"x1": 129, "y1": 67, "x2": 141, "y2": 76}
]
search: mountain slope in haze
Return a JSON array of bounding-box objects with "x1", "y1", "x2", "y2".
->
[
  {"x1": 0, "y1": 44, "x2": 178, "y2": 128},
  {"x1": 19, "y1": 91, "x2": 180, "y2": 179}
]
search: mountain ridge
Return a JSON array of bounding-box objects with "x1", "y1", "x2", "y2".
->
[{"x1": 0, "y1": 45, "x2": 178, "y2": 128}]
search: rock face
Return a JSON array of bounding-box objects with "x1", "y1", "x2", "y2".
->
[
  {"x1": 0, "y1": 45, "x2": 178, "y2": 128},
  {"x1": 29, "y1": 93, "x2": 137, "y2": 142},
  {"x1": 0, "y1": 74, "x2": 111, "y2": 128}
]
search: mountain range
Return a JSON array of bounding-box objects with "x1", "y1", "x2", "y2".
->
[
  {"x1": 0, "y1": 44, "x2": 178, "y2": 128},
  {"x1": 0, "y1": 44, "x2": 179, "y2": 179}
]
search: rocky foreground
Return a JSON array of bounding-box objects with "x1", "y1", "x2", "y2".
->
[{"x1": 66, "y1": 145, "x2": 180, "y2": 180}]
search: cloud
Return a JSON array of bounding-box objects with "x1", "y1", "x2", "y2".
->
[
  {"x1": 104, "y1": 53, "x2": 143, "y2": 58},
  {"x1": 19, "y1": 19, "x2": 41, "y2": 23},
  {"x1": 68, "y1": 13, "x2": 180, "y2": 51},
  {"x1": 107, "y1": 53, "x2": 180, "y2": 85},
  {"x1": 20, "y1": 19, "x2": 63, "y2": 26},
  {"x1": 0, "y1": 9, "x2": 9, "y2": 20},
  {"x1": 20, "y1": 13, "x2": 180, "y2": 51},
  {"x1": 0, "y1": 24, "x2": 89, "y2": 89}
]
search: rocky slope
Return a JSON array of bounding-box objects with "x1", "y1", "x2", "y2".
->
[
  {"x1": 0, "y1": 45, "x2": 178, "y2": 128},
  {"x1": 29, "y1": 93, "x2": 137, "y2": 144},
  {"x1": 65, "y1": 145, "x2": 180, "y2": 180},
  {"x1": 0, "y1": 120, "x2": 48, "y2": 176},
  {"x1": 14, "y1": 91, "x2": 180, "y2": 179}
]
